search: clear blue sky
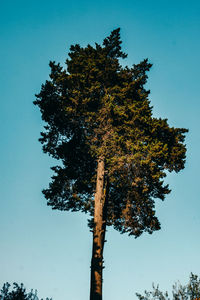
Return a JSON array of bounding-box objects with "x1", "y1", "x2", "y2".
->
[{"x1": 0, "y1": 0, "x2": 200, "y2": 299}]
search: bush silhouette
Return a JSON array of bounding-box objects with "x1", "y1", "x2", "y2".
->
[
  {"x1": 136, "y1": 273, "x2": 200, "y2": 300},
  {"x1": 0, "y1": 282, "x2": 52, "y2": 300}
]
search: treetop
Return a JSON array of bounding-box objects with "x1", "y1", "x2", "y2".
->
[{"x1": 34, "y1": 28, "x2": 188, "y2": 237}]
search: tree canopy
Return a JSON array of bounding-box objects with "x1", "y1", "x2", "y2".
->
[
  {"x1": 0, "y1": 282, "x2": 52, "y2": 300},
  {"x1": 34, "y1": 28, "x2": 188, "y2": 237},
  {"x1": 136, "y1": 273, "x2": 200, "y2": 300}
]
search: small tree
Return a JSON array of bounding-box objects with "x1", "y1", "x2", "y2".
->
[
  {"x1": 0, "y1": 282, "x2": 52, "y2": 300},
  {"x1": 34, "y1": 28, "x2": 188, "y2": 300},
  {"x1": 136, "y1": 273, "x2": 200, "y2": 300}
]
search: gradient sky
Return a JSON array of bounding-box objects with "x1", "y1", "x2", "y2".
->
[{"x1": 1, "y1": 0, "x2": 200, "y2": 299}]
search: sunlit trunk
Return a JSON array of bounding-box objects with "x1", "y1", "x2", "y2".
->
[{"x1": 90, "y1": 158, "x2": 108, "y2": 300}]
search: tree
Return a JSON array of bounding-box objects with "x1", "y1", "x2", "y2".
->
[
  {"x1": 34, "y1": 28, "x2": 188, "y2": 300},
  {"x1": 136, "y1": 273, "x2": 200, "y2": 300},
  {"x1": 0, "y1": 282, "x2": 52, "y2": 300}
]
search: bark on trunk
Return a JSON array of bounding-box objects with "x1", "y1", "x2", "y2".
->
[{"x1": 90, "y1": 158, "x2": 108, "y2": 300}]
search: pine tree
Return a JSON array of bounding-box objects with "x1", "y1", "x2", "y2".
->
[{"x1": 34, "y1": 28, "x2": 188, "y2": 300}]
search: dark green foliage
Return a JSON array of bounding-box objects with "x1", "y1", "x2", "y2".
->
[
  {"x1": 0, "y1": 282, "x2": 52, "y2": 300},
  {"x1": 136, "y1": 273, "x2": 200, "y2": 300},
  {"x1": 34, "y1": 28, "x2": 188, "y2": 237}
]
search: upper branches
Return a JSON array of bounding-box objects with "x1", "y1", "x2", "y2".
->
[{"x1": 34, "y1": 28, "x2": 188, "y2": 237}]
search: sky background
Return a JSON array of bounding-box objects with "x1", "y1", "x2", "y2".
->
[{"x1": 0, "y1": 0, "x2": 200, "y2": 299}]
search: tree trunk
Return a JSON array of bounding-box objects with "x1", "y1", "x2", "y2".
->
[{"x1": 90, "y1": 158, "x2": 109, "y2": 300}]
